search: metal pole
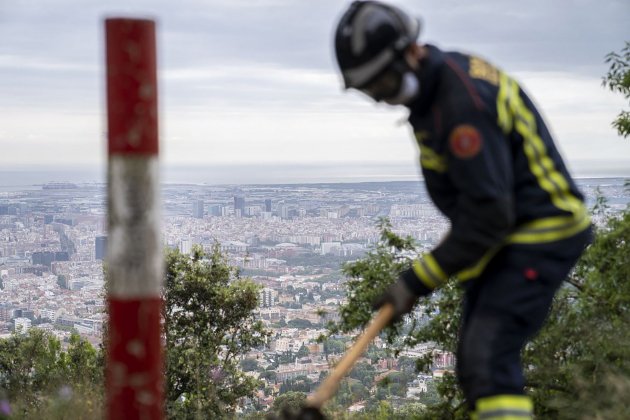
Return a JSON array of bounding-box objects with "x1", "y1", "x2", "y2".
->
[{"x1": 105, "y1": 18, "x2": 163, "y2": 420}]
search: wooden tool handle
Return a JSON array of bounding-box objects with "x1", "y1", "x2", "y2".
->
[{"x1": 307, "y1": 303, "x2": 395, "y2": 409}]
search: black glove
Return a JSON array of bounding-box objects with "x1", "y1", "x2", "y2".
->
[{"x1": 373, "y1": 268, "x2": 433, "y2": 324}]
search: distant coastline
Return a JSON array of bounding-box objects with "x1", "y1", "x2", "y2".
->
[{"x1": 0, "y1": 161, "x2": 628, "y2": 188}]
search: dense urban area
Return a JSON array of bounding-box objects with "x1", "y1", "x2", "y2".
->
[{"x1": 0, "y1": 178, "x2": 627, "y2": 413}]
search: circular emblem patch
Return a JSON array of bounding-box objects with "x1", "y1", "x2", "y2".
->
[{"x1": 449, "y1": 125, "x2": 483, "y2": 159}]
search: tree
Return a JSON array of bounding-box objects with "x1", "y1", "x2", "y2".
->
[
  {"x1": 377, "y1": 372, "x2": 408, "y2": 398},
  {"x1": 523, "y1": 206, "x2": 630, "y2": 419},
  {"x1": 270, "y1": 391, "x2": 307, "y2": 415},
  {"x1": 259, "y1": 370, "x2": 277, "y2": 383},
  {"x1": 296, "y1": 344, "x2": 310, "y2": 359},
  {"x1": 348, "y1": 362, "x2": 377, "y2": 388},
  {"x1": 287, "y1": 318, "x2": 313, "y2": 329},
  {"x1": 60, "y1": 332, "x2": 103, "y2": 388},
  {"x1": 322, "y1": 338, "x2": 346, "y2": 359},
  {"x1": 397, "y1": 355, "x2": 418, "y2": 375},
  {"x1": 327, "y1": 207, "x2": 630, "y2": 419},
  {"x1": 603, "y1": 42, "x2": 630, "y2": 138},
  {"x1": 163, "y1": 245, "x2": 269, "y2": 418},
  {"x1": 240, "y1": 358, "x2": 259, "y2": 373},
  {"x1": 279, "y1": 376, "x2": 313, "y2": 394},
  {"x1": 0, "y1": 329, "x2": 103, "y2": 418}
]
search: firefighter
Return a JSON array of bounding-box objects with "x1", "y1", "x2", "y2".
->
[{"x1": 334, "y1": 1, "x2": 592, "y2": 418}]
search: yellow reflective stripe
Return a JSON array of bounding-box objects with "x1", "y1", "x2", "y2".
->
[
  {"x1": 477, "y1": 395, "x2": 533, "y2": 411},
  {"x1": 424, "y1": 253, "x2": 448, "y2": 283},
  {"x1": 497, "y1": 73, "x2": 513, "y2": 133},
  {"x1": 458, "y1": 211, "x2": 590, "y2": 281},
  {"x1": 419, "y1": 144, "x2": 448, "y2": 173},
  {"x1": 412, "y1": 254, "x2": 448, "y2": 290},
  {"x1": 496, "y1": 72, "x2": 587, "y2": 227},
  {"x1": 508, "y1": 212, "x2": 591, "y2": 244},
  {"x1": 476, "y1": 394, "x2": 533, "y2": 414},
  {"x1": 456, "y1": 245, "x2": 501, "y2": 281},
  {"x1": 412, "y1": 260, "x2": 436, "y2": 289},
  {"x1": 414, "y1": 130, "x2": 429, "y2": 143}
]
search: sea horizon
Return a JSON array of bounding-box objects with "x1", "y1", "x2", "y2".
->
[{"x1": 1, "y1": 160, "x2": 629, "y2": 188}]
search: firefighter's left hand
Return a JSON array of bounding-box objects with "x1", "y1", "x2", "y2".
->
[{"x1": 373, "y1": 276, "x2": 420, "y2": 324}]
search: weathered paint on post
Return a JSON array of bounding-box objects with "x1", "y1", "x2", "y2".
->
[{"x1": 105, "y1": 18, "x2": 163, "y2": 420}]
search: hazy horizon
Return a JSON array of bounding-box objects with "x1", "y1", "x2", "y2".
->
[{"x1": 1, "y1": 160, "x2": 629, "y2": 188}]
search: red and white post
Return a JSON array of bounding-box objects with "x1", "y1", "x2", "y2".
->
[{"x1": 105, "y1": 18, "x2": 163, "y2": 420}]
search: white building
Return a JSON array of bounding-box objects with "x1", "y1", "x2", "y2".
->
[
  {"x1": 179, "y1": 238, "x2": 192, "y2": 255},
  {"x1": 14, "y1": 317, "x2": 31, "y2": 334},
  {"x1": 259, "y1": 288, "x2": 276, "y2": 308},
  {"x1": 321, "y1": 242, "x2": 341, "y2": 255}
]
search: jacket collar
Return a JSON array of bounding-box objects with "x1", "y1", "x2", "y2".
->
[{"x1": 407, "y1": 44, "x2": 444, "y2": 115}]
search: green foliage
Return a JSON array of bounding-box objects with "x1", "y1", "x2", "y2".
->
[
  {"x1": 164, "y1": 244, "x2": 270, "y2": 418},
  {"x1": 603, "y1": 41, "x2": 630, "y2": 138},
  {"x1": 270, "y1": 391, "x2": 306, "y2": 414},
  {"x1": 322, "y1": 378, "x2": 370, "y2": 412},
  {"x1": 287, "y1": 318, "x2": 313, "y2": 329},
  {"x1": 259, "y1": 370, "x2": 277, "y2": 383},
  {"x1": 279, "y1": 376, "x2": 314, "y2": 394},
  {"x1": 240, "y1": 358, "x2": 260, "y2": 373},
  {"x1": 0, "y1": 330, "x2": 103, "y2": 419},
  {"x1": 328, "y1": 209, "x2": 630, "y2": 418},
  {"x1": 296, "y1": 344, "x2": 310, "y2": 358},
  {"x1": 523, "y1": 207, "x2": 630, "y2": 419},
  {"x1": 416, "y1": 380, "x2": 441, "y2": 406},
  {"x1": 324, "y1": 218, "x2": 466, "y2": 416},
  {"x1": 376, "y1": 372, "x2": 408, "y2": 398},
  {"x1": 322, "y1": 338, "x2": 346, "y2": 357},
  {"x1": 327, "y1": 218, "x2": 416, "y2": 345},
  {"x1": 348, "y1": 362, "x2": 376, "y2": 387},
  {"x1": 1, "y1": 244, "x2": 271, "y2": 418}
]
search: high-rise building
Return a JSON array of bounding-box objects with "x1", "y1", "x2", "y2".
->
[
  {"x1": 265, "y1": 199, "x2": 272, "y2": 212},
  {"x1": 14, "y1": 317, "x2": 31, "y2": 334},
  {"x1": 95, "y1": 235, "x2": 107, "y2": 261},
  {"x1": 179, "y1": 238, "x2": 192, "y2": 255},
  {"x1": 244, "y1": 206, "x2": 261, "y2": 217},
  {"x1": 192, "y1": 200, "x2": 205, "y2": 218},
  {"x1": 234, "y1": 196, "x2": 245, "y2": 215},
  {"x1": 32, "y1": 251, "x2": 56, "y2": 267},
  {"x1": 0, "y1": 303, "x2": 12, "y2": 322},
  {"x1": 209, "y1": 205, "x2": 222, "y2": 216},
  {"x1": 278, "y1": 204, "x2": 289, "y2": 220},
  {"x1": 259, "y1": 288, "x2": 276, "y2": 308}
]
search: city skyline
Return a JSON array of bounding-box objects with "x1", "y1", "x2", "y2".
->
[
  {"x1": 0, "y1": 176, "x2": 627, "y2": 414},
  {"x1": 1, "y1": 0, "x2": 629, "y2": 175}
]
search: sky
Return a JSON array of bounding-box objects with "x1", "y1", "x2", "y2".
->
[{"x1": 0, "y1": 0, "x2": 629, "y2": 183}]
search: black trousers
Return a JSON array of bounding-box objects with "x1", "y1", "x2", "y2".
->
[{"x1": 456, "y1": 227, "x2": 592, "y2": 407}]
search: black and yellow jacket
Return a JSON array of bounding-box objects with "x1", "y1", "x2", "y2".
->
[{"x1": 401, "y1": 44, "x2": 591, "y2": 295}]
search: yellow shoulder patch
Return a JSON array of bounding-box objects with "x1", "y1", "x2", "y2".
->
[{"x1": 469, "y1": 56, "x2": 499, "y2": 86}]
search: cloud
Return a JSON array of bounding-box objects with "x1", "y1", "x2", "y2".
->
[{"x1": 0, "y1": 0, "x2": 628, "y2": 174}]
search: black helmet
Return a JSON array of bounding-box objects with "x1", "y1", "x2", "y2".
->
[{"x1": 334, "y1": 1, "x2": 421, "y2": 90}]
